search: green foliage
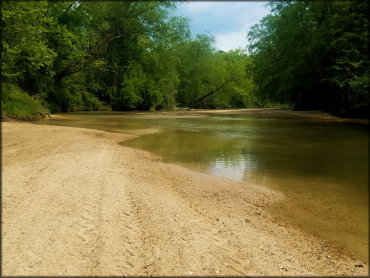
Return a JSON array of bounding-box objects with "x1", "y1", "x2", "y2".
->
[
  {"x1": 174, "y1": 35, "x2": 258, "y2": 109},
  {"x1": 248, "y1": 0, "x2": 369, "y2": 118},
  {"x1": 210, "y1": 50, "x2": 259, "y2": 108},
  {"x1": 2, "y1": 0, "x2": 367, "y2": 119},
  {"x1": 1, "y1": 1, "x2": 56, "y2": 93},
  {"x1": 1, "y1": 83, "x2": 50, "y2": 120},
  {"x1": 1, "y1": 1, "x2": 261, "y2": 118},
  {"x1": 47, "y1": 79, "x2": 109, "y2": 112}
]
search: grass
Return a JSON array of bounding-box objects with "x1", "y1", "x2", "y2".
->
[{"x1": 1, "y1": 83, "x2": 50, "y2": 121}]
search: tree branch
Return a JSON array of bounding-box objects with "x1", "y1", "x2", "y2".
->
[
  {"x1": 54, "y1": 33, "x2": 123, "y2": 83},
  {"x1": 190, "y1": 79, "x2": 233, "y2": 108}
]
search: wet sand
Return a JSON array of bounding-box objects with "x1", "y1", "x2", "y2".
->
[{"x1": 2, "y1": 121, "x2": 368, "y2": 276}]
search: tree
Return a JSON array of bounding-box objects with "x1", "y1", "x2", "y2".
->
[
  {"x1": 247, "y1": 0, "x2": 369, "y2": 118},
  {"x1": 1, "y1": 1, "x2": 56, "y2": 93},
  {"x1": 2, "y1": 1, "x2": 259, "y2": 117}
]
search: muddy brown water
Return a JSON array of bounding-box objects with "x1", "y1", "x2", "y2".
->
[{"x1": 37, "y1": 110, "x2": 369, "y2": 262}]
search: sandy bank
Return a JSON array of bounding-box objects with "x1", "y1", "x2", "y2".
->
[
  {"x1": 2, "y1": 122, "x2": 368, "y2": 276},
  {"x1": 193, "y1": 108, "x2": 370, "y2": 124}
]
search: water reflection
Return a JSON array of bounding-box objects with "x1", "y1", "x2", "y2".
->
[
  {"x1": 208, "y1": 155, "x2": 257, "y2": 181},
  {"x1": 121, "y1": 115, "x2": 368, "y2": 262}
]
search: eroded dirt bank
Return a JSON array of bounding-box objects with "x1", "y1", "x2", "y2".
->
[{"x1": 2, "y1": 122, "x2": 368, "y2": 276}]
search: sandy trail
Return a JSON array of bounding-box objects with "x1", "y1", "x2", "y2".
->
[{"x1": 2, "y1": 122, "x2": 368, "y2": 276}]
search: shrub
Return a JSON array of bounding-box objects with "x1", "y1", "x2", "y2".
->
[{"x1": 1, "y1": 83, "x2": 50, "y2": 120}]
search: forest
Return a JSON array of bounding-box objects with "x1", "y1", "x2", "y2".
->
[{"x1": 1, "y1": 1, "x2": 369, "y2": 120}]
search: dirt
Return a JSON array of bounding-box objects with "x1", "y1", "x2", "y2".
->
[{"x1": 2, "y1": 122, "x2": 368, "y2": 276}]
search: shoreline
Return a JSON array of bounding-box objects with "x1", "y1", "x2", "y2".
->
[
  {"x1": 2, "y1": 122, "x2": 368, "y2": 276},
  {"x1": 193, "y1": 108, "x2": 370, "y2": 124},
  {"x1": 42, "y1": 108, "x2": 370, "y2": 125}
]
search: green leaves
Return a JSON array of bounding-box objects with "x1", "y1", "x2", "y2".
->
[
  {"x1": 2, "y1": 1, "x2": 259, "y2": 116},
  {"x1": 1, "y1": 1, "x2": 56, "y2": 85},
  {"x1": 247, "y1": 0, "x2": 369, "y2": 117},
  {"x1": 175, "y1": 34, "x2": 257, "y2": 109}
]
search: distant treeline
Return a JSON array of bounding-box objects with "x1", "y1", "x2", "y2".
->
[
  {"x1": 248, "y1": 1, "x2": 369, "y2": 118},
  {"x1": 1, "y1": 1, "x2": 368, "y2": 120}
]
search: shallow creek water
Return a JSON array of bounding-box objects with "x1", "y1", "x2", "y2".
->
[{"x1": 37, "y1": 110, "x2": 369, "y2": 262}]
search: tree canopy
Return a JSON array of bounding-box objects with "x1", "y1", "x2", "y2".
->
[
  {"x1": 248, "y1": 0, "x2": 369, "y2": 118},
  {"x1": 1, "y1": 1, "x2": 257, "y2": 116},
  {"x1": 1, "y1": 1, "x2": 368, "y2": 119}
]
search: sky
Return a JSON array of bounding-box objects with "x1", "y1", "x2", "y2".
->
[{"x1": 172, "y1": 1, "x2": 271, "y2": 52}]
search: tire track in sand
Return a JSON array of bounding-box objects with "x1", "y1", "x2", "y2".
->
[
  {"x1": 64, "y1": 145, "x2": 106, "y2": 275},
  {"x1": 2, "y1": 123, "x2": 368, "y2": 276},
  {"x1": 78, "y1": 149, "x2": 147, "y2": 276}
]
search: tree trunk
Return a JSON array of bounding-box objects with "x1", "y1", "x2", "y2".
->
[{"x1": 190, "y1": 79, "x2": 233, "y2": 108}]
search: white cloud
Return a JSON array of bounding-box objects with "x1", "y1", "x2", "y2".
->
[
  {"x1": 174, "y1": 1, "x2": 270, "y2": 50},
  {"x1": 215, "y1": 30, "x2": 248, "y2": 52}
]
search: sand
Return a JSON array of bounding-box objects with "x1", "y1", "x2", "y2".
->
[
  {"x1": 194, "y1": 108, "x2": 370, "y2": 124},
  {"x1": 1, "y1": 121, "x2": 368, "y2": 276}
]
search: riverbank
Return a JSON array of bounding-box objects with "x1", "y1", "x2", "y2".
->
[
  {"x1": 194, "y1": 108, "x2": 369, "y2": 124},
  {"x1": 2, "y1": 122, "x2": 368, "y2": 276}
]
